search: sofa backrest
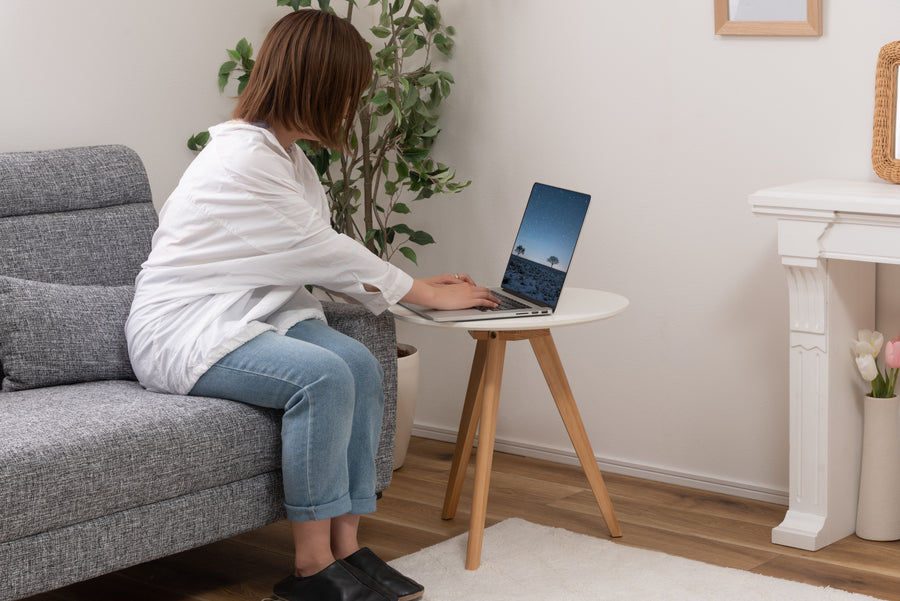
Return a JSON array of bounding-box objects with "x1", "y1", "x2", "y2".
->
[{"x1": 0, "y1": 145, "x2": 158, "y2": 286}]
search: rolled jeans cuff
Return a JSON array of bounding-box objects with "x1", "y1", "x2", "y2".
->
[{"x1": 284, "y1": 493, "x2": 377, "y2": 522}]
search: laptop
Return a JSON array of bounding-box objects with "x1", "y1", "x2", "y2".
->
[{"x1": 400, "y1": 182, "x2": 591, "y2": 322}]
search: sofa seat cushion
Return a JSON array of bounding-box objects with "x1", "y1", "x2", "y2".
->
[{"x1": 0, "y1": 380, "x2": 281, "y2": 543}]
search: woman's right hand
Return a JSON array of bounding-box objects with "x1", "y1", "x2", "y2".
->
[{"x1": 401, "y1": 276, "x2": 500, "y2": 310}]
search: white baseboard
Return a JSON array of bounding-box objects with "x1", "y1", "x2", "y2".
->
[{"x1": 410, "y1": 424, "x2": 789, "y2": 506}]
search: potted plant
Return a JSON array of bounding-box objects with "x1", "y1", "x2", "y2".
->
[{"x1": 187, "y1": 0, "x2": 469, "y2": 469}]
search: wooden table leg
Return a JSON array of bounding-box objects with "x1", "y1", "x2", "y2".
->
[
  {"x1": 465, "y1": 333, "x2": 507, "y2": 570},
  {"x1": 442, "y1": 338, "x2": 488, "y2": 520},
  {"x1": 529, "y1": 330, "x2": 623, "y2": 538},
  {"x1": 444, "y1": 327, "x2": 621, "y2": 570}
]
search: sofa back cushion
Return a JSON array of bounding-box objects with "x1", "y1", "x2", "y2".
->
[
  {"x1": 0, "y1": 277, "x2": 136, "y2": 391},
  {"x1": 0, "y1": 145, "x2": 157, "y2": 386},
  {"x1": 0, "y1": 145, "x2": 157, "y2": 286}
]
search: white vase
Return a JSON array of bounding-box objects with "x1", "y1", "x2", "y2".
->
[
  {"x1": 393, "y1": 343, "x2": 420, "y2": 470},
  {"x1": 856, "y1": 394, "x2": 900, "y2": 541}
]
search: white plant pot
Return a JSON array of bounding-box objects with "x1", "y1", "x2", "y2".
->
[
  {"x1": 856, "y1": 395, "x2": 900, "y2": 541},
  {"x1": 393, "y1": 343, "x2": 420, "y2": 470}
]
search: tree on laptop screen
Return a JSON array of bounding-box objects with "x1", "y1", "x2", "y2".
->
[{"x1": 501, "y1": 184, "x2": 590, "y2": 308}]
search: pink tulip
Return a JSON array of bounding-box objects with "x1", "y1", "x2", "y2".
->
[{"x1": 885, "y1": 338, "x2": 900, "y2": 369}]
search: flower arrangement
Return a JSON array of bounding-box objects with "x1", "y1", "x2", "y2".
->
[{"x1": 852, "y1": 330, "x2": 900, "y2": 398}]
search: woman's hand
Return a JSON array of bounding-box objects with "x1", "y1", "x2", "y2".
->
[
  {"x1": 402, "y1": 274, "x2": 499, "y2": 310},
  {"x1": 420, "y1": 273, "x2": 477, "y2": 286}
]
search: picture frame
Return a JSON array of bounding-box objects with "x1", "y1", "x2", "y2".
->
[
  {"x1": 872, "y1": 41, "x2": 900, "y2": 184},
  {"x1": 714, "y1": 0, "x2": 822, "y2": 36}
]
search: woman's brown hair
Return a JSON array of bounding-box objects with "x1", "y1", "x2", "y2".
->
[{"x1": 233, "y1": 10, "x2": 372, "y2": 151}]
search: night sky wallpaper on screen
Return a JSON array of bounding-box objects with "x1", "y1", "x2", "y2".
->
[{"x1": 501, "y1": 183, "x2": 590, "y2": 308}]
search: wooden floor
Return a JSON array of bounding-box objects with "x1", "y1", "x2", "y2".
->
[{"x1": 25, "y1": 436, "x2": 900, "y2": 600}]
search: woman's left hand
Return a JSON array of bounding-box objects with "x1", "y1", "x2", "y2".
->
[{"x1": 422, "y1": 273, "x2": 476, "y2": 286}]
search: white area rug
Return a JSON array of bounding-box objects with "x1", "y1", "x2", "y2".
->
[{"x1": 389, "y1": 518, "x2": 878, "y2": 601}]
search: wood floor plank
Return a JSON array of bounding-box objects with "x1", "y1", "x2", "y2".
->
[
  {"x1": 19, "y1": 436, "x2": 900, "y2": 601},
  {"x1": 752, "y1": 555, "x2": 900, "y2": 601}
]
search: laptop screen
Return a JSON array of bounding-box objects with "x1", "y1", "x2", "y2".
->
[{"x1": 501, "y1": 183, "x2": 591, "y2": 310}]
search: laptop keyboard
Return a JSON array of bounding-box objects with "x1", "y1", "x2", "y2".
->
[{"x1": 478, "y1": 294, "x2": 529, "y2": 312}]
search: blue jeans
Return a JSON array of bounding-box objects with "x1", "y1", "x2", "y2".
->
[{"x1": 189, "y1": 318, "x2": 384, "y2": 523}]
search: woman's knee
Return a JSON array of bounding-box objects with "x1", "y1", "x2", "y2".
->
[
  {"x1": 345, "y1": 343, "x2": 383, "y2": 388},
  {"x1": 286, "y1": 320, "x2": 383, "y2": 387},
  {"x1": 283, "y1": 351, "x2": 356, "y2": 415}
]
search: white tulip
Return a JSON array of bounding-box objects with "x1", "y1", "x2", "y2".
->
[
  {"x1": 856, "y1": 354, "x2": 879, "y2": 382},
  {"x1": 857, "y1": 330, "x2": 884, "y2": 357}
]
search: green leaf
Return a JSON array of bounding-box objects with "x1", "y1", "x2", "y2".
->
[
  {"x1": 402, "y1": 86, "x2": 419, "y2": 110},
  {"x1": 218, "y1": 60, "x2": 237, "y2": 77},
  {"x1": 389, "y1": 98, "x2": 402, "y2": 126},
  {"x1": 237, "y1": 72, "x2": 251, "y2": 94},
  {"x1": 187, "y1": 131, "x2": 210, "y2": 151},
  {"x1": 371, "y1": 90, "x2": 390, "y2": 105},
  {"x1": 398, "y1": 246, "x2": 418, "y2": 264},
  {"x1": 402, "y1": 148, "x2": 430, "y2": 162},
  {"x1": 228, "y1": 49, "x2": 242, "y2": 62},
  {"x1": 371, "y1": 26, "x2": 391, "y2": 38},
  {"x1": 418, "y1": 73, "x2": 439, "y2": 86},
  {"x1": 235, "y1": 38, "x2": 252, "y2": 60},
  {"x1": 318, "y1": 0, "x2": 331, "y2": 11},
  {"x1": 393, "y1": 202, "x2": 410, "y2": 214},
  {"x1": 423, "y1": 5, "x2": 438, "y2": 31},
  {"x1": 408, "y1": 230, "x2": 435, "y2": 245}
]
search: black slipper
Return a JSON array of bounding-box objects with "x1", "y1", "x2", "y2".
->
[
  {"x1": 272, "y1": 560, "x2": 397, "y2": 601},
  {"x1": 342, "y1": 547, "x2": 424, "y2": 601}
]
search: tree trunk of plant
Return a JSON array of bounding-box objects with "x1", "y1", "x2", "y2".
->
[{"x1": 359, "y1": 107, "x2": 376, "y2": 253}]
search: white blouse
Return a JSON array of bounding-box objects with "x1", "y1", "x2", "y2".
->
[{"x1": 125, "y1": 121, "x2": 413, "y2": 394}]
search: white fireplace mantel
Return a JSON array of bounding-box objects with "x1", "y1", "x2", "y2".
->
[{"x1": 751, "y1": 178, "x2": 900, "y2": 551}]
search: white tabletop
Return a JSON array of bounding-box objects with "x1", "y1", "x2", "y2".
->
[{"x1": 389, "y1": 287, "x2": 629, "y2": 331}]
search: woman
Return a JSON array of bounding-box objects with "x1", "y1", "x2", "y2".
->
[{"x1": 126, "y1": 9, "x2": 497, "y2": 601}]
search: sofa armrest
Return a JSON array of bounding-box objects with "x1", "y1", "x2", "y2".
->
[{"x1": 322, "y1": 301, "x2": 397, "y2": 491}]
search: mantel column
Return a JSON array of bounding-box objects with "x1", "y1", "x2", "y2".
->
[{"x1": 773, "y1": 224, "x2": 873, "y2": 550}]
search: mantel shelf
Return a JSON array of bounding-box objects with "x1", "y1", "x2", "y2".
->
[
  {"x1": 752, "y1": 180, "x2": 900, "y2": 269},
  {"x1": 751, "y1": 179, "x2": 900, "y2": 217}
]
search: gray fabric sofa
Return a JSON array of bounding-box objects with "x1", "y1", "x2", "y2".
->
[{"x1": 0, "y1": 145, "x2": 398, "y2": 600}]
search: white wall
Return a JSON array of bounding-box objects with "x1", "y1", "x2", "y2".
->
[
  {"x1": 0, "y1": 0, "x2": 287, "y2": 203},
  {"x1": 3, "y1": 0, "x2": 899, "y2": 503},
  {"x1": 395, "y1": 0, "x2": 900, "y2": 503}
]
